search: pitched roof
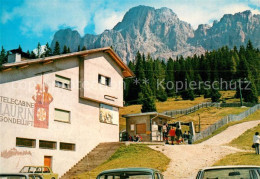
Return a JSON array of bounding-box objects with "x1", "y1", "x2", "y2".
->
[
  {"x1": 123, "y1": 112, "x2": 174, "y2": 120},
  {"x1": 1, "y1": 47, "x2": 134, "y2": 78}
]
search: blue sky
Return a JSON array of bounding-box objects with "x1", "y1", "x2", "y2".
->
[{"x1": 0, "y1": 0, "x2": 259, "y2": 52}]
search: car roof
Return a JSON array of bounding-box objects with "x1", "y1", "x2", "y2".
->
[
  {"x1": 22, "y1": 166, "x2": 47, "y2": 167},
  {"x1": 97, "y1": 168, "x2": 160, "y2": 175},
  {"x1": 200, "y1": 165, "x2": 260, "y2": 171},
  {"x1": 0, "y1": 173, "x2": 30, "y2": 176}
]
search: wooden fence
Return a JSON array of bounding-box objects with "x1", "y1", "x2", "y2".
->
[
  {"x1": 163, "y1": 102, "x2": 256, "y2": 117},
  {"x1": 193, "y1": 104, "x2": 260, "y2": 142}
]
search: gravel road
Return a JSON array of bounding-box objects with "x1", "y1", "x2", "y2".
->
[{"x1": 150, "y1": 120, "x2": 260, "y2": 179}]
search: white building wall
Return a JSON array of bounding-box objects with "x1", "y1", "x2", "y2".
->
[{"x1": 0, "y1": 53, "x2": 121, "y2": 176}]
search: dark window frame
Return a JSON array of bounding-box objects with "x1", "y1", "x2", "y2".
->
[
  {"x1": 16, "y1": 137, "x2": 36, "y2": 148},
  {"x1": 60, "y1": 142, "x2": 76, "y2": 151},
  {"x1": 98, "y1": 74, "x2": 111, "y2": 87},
  {"x1": 39, "y1": 140, "x2": 57, "y2": 150},
  {"x1": 55, "y1": 74, "x2": 71, "y2": 90}
]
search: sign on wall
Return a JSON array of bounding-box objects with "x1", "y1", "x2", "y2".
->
[
  {"x1": 32, "y1": 83, "x2": 53, "y2": 128},
  {"x1": 99, "y1": 104, "x2": 118, "y2": 125},
  {"x1": 0, "y1": 80, "x2": 53, "y2": 129}
]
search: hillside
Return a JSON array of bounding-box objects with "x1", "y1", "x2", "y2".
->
[{"x1": 119, "y1": 91, "x2": 246, "y2": 131}]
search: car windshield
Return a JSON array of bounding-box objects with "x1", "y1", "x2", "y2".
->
[
  {"x1": 98, "y1": 172, "x2": 153, "y2": 179},
  {"x1": 0, "y1": 175, "x2": 26, "y2": 179},
  {"x1": 202, "y1": 168, "x2": 260, "y2": 179},
  {"x1": 20, "y1": 166, "x2": 37, "y2": 173}
]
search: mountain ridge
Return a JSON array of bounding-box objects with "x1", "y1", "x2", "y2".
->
[{"x1": 51, "y1": 6, "x2": 260, "y2": 63}]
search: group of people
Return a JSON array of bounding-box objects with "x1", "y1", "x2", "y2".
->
[
  {"x1": 129, "y1": 134, "x2": 142, "y2": 142},
  {"x1": 163, "y1": 123, "x2": 193, "y2": 145}
]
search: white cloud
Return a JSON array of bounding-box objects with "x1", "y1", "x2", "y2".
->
[
  {"x1": 146, "y1": 0, "x2": 260, "y2": 29},
  {"x1": 93, "y1": 9, "x2": 124, "y2": 34},
  {"x1": 1, "y1": 0, "x2": 259, "y2": 36},
  {"x1": 1, "y1": 0, "x2": 90, "y2": 36}
]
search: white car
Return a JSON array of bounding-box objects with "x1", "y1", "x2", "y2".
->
[
  {"x1": 0, "y1": 173, "x2": 43, "y2": 179},
  {"x1": 196, "y1": 166, "x2": 260, "y2": 179}
]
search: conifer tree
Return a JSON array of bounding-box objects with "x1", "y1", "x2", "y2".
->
[
  {"x1": 124, "y1": 61, "x2": 135, "y2": 104},
  {"x1": 18, "y1": 45, "x2": 22, "y2": 51},
  {"x1": 145, "y1": 55, "x2": 156, "y2": 95},
  {"x1": 135, "y1": 51, "x2": 145, "y2": 103},
  {"x1": 165, "y1": 57, "x2": 175, "y2": 97},
  {"x1": 30, "y1": 51, "x2": 36, "y2": 59},
  {"x1": 123, "y1": 42, "x2": 259, "y2": 105},
  {"x1": 181, "y1": 73, "x2": 195, "y2": 100},
  {"x1": 44, "y1": 43, "x2": 52, "y2": 57},
  {"x1": 0, "y1": 46, "x2": 6, "y2": 65},
  {"x1": 242, "y1": 76, "x2": 258, "y2": 103},
  {"x1": 26, "y1": 50, "x2": 30, "y2": 57},
  {"x1": 37, "y1": 42, "x2": 41, "y2": 58},
  {"x1": 81, "y1": 46, "x2": 87, "y2": 51},
  {"x1": 154, "y1": 59, "x2": 167, "y2": 101},
  {"x1": 210, "y1": 83, "x2": 221, "y2": 102},
  {"x1": 53, "y1": 41, "x2": 60, "y2": 55},
  {"x1": 235, "y1": 55, "x2": 258, "y2": 103},
  {"x1": 62, "y1": 45, "x2": 68, "y2": 54},
  {"x1": 141, "y1": 85, "x2": 157, "y2": 112},
  {"x1": 125, "y1": 51, "x2": 144, "y2": 104}
]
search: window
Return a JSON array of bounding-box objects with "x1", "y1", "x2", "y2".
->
[
  {"x1": 98, "y1": 74, "x2": 111, "y2": 86},
  {"x1": 55, "y1": 75, "x2": 71, "y2": 90},
  {"x1": 155, "y1": 173, "x2": 159, "y2": 179},
  {"x1": 43, "y1": 167, "x2": 50, "y2": 173},
  {"x1": 16, "y1": 138, "x2": 36, "y2": 148},
  {"x1": 60, "y1": 142, "x2": 76, "y2": 151},
  {"x1": 54, "y1": 108, "x2": 70, "y2": 123},
  {"x1": 39, "y1": 140, "x2": 57, "y2": 149}
]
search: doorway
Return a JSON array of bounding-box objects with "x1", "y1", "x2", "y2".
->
[{"x1": 44, "y1": 156, "x2": 52, "y2": 169}]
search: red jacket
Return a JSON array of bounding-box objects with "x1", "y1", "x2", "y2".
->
[{"x1": 169, "y1": 129, "x2": 176, "y2": 136}]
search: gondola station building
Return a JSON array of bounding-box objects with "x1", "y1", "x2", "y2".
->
[{"x1": 0, "y1": 47, "x2": 134, "y2": 176}]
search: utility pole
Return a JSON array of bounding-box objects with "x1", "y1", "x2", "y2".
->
[
  {"x1": 198, "y1": 114, "x2": 201, "y2": 133},
  {"x1": 238, "y1": 79, "x2": 243, "y2": 106}
]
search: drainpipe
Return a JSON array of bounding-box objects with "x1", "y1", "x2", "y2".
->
[{"x1": 150, "y1": 113, "x2": 159, "y2": 142}]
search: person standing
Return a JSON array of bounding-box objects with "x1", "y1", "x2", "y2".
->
[
  {"x1": 253, "y1": 132, "x2": 260, "y2": 154},
  {"x1": 188, "y1": 131, "x2": 193, "y2": 144},
  {"x1": 162, "y1": 123, "x2": 167, "y2": 141},
  {"x1": 176, "y1": 126, "x2": 183, "y2": 144},
  {"x1": 169, "y1": 127, "x2": 176, "y2": 145}
]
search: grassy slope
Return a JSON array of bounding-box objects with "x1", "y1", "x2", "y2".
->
[
  {"x1": 213, "y1": 110, "x2": 260, "y2": 166},
  {"x1": 194, "y1": 110, "x2": 260, "y2": 144},
  {"x1": 119, "y1": 91, "x2": 254, "y2": 131},
  {"x1": 173, "y1": 107, "x2": 248, "y2": 131},
  {"x1": 214, "y1": 152, "x2": 260, "y2": 166},
  {"x1": 119, "y1": 96, "x2": 211, "y2": 131},
  {"x1": 76, "y1": 144, "x2": 170, "y2": 178}
]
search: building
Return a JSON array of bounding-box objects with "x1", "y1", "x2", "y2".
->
[
  {"x1": 124, "y1": 112, "x2": 195, "y2": 142},
  {"x1": 0, "y1": 47, "x2": 134, "y2": 176},
  {"x1": 124, "y1": 112, "x2": 174, "y2": 142}
]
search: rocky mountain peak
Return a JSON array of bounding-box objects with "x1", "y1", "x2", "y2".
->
[
  {"x1": 51, "y1": 7, "x2": 260, "y2": 63},
  {"x1": 51, "y1": 28, "x2": 81, "y2": 52}
]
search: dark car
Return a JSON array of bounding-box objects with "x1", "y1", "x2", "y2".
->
[
  {"x1": 196, "y1": 165, "x2": 260, "y2": 179},
  {"x1": 96, "y1": 168, "x2": 164, "y2": 179}
]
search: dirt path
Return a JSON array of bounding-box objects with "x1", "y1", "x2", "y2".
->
[{"x1": 150, "y1": 120, "x2": 260, "y2": 179}]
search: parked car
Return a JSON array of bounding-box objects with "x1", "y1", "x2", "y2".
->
[
  {"x1": 96, "y1": 168, "x2": 164, "y2": 179},
  {"x1": 196, "y1": 165, "x2": 260, "y2": 179},
  {"x1": 19, "y1": 166, "x2": 58, "y2": 179},
  {"x1": 0, "y1": 173, "x2": 43, "y2": 179}
]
